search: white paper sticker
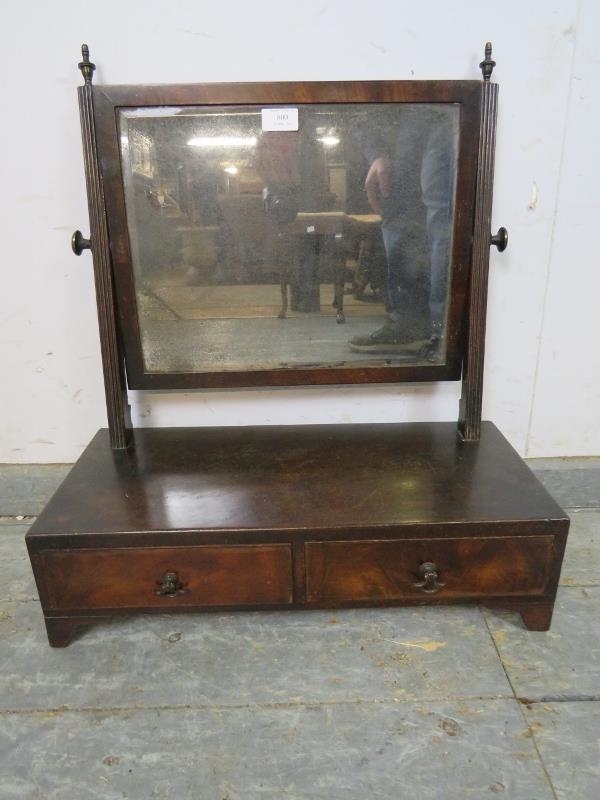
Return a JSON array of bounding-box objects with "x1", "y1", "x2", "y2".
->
[{"x1": 261, "y1": 108, "x2": 299, "y2": 132}]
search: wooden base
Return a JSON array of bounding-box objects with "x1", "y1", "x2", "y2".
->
[
  {"x1": 519, "y1": 602, "x2": 555, "y2": 631},
  {"x1": 44, "y1": 616, "x2": 112, "y2": 648},
  {"x1": 482, "y1": 600, "x2": 556, "y2": 632},
  {"x1": 27, "y1": 422, "x2": 569, "y2": 646},
  {"x1": 43, "y1": 601, "x2": 555, "y2": 647}
]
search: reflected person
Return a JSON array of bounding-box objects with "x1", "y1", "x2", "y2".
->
[
  {"x1": 349, "y1": 107, "x2": 456, "y2": 356},
  {"x1": 255, "y1": 122, "x2": 329, "y2": 313}
]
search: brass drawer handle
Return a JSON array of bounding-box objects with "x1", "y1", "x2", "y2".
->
[
  {"x1": 155, "y1": 571, "x2": 186, "y2": 597},
  {"x1": 414, "y1": 562, "x2": 445, "y2": 594}
]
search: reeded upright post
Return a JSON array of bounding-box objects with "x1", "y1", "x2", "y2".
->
[
  {"x1": 458, "y1": 42, "x2": 500, "y2": 441},
  {"x1": 76, "y1": 44, "x2": 132, "y2": 449}
]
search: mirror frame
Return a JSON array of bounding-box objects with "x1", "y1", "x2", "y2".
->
[{"x1": 92, "y1": 80, "x2": 482, "y2": 389}]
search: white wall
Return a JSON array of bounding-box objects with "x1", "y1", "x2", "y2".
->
[{"x1": 1, "y1": 0, "x2": 597, "y2": 463}]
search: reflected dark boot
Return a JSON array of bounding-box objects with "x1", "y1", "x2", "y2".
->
[
  {"x1": 420, "y1": 321, "x2": 444, "y2": 362},
  {"x1": 349, "y1": 318, "x2": 430, "y2": 354}
]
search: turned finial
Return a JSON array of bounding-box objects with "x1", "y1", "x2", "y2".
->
[
  {"x1": 479, "y1": 42, "x2": 496, "y2": 81},
  {"x1": 78, "y1": 43, "x2": 96, "y2": 84}
]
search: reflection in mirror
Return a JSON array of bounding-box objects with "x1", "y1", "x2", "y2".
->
[{"x1": 119, "y1": 103, "x2": 459, "y2": 373}]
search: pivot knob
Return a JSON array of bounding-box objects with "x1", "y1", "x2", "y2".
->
[
  {"x1": 71, "y1": 230, "x2": 91, "y2": 255},
  {"x1": 491, "y1": 227, "x2": 508, "y2": 252}
]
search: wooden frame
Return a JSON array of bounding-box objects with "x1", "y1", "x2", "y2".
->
[
  {"x1": 75, "y1": 46, "x2": 502, "y2": 448},
  {"x1": 77, "y1": 77, "x2": 131, "y2": 448},
  {"x1": 95, "y1": 82, "x2": 480, "y2": 383},
  {"x1": 459, "y1": 79, "x2": 499, "y2": 440}
]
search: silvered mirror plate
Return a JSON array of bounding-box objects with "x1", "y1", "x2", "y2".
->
[{"x1": 118, "y1": 103, "x2": 459, "y2": 373}]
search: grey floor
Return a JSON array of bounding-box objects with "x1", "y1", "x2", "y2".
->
[
  {"x1": 0, "y1": 458, "x2": 599, "y2": 799},
  {"x1": 141, "y1": 312, "x2": 429, "y2": 376}
]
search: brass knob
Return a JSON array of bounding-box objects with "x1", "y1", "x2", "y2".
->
[
  {"x1": 491, "y1": 227, "x2": 508, "y2": 252},
  {"x1": 71, "y1": 230, "x2": 91, "y2": 255},
  {"x1": 414, "y1": 562, "x2": 445, "y2": 594},
  {"x1": 155, "y1": 571, "x2": 185, "y2": 597}
]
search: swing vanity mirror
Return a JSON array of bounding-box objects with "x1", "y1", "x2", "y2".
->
[
  {"x1": 93, "y1": 80, "x2": 480, "y2": 388},
  {"x1": 117, "y1": 101, "x2": 462, "y2": 379},
  {"x1": 26, "y1": 44, "x2": 569, "y2": 647}
]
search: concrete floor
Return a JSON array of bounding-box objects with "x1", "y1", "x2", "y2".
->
[
  {"x1": 138, "y1": 282, "x2": 422, "y2": 373},
  {"x1": 0, "y1": 458, "x2": 599, "y2": 799}
]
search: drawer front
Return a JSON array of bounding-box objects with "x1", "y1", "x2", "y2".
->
[
  {"x1": 305, "y1": 536, "x2": 555, "y2": 603},
  {"x1": 38, "y1": 544, "x2": 293, "y2": 610}
]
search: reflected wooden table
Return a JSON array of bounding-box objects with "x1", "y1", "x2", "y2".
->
[{"x1": 281, "y1": 212, "x2": 382, "y2": 323}]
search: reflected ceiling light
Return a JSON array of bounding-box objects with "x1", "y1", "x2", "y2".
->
[
  {"x1": 223, "y1": 165, "x2": 239, "y2": 175},
  {"x1": 319, "y1": 135, "x2": 340, "y2": 147},
  {"x1": 187, "y1": 136, "x2": 257, "y2": 148}
]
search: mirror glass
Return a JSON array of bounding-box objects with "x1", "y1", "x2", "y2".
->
[{"x1": 118, "y1": 103, "x2": 459, "y2": 373}]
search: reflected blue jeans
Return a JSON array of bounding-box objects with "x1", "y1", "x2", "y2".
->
[{"x1": 382, "y1": 120, "x2": 454, "y2": 329}]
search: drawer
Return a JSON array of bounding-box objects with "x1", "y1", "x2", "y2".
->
[
  {"x1": 38, "y1": 544, "x2": 293, "y2": 611},
  {"x1": 305, "y1": 536, "x2": 555, "y2": 603}
]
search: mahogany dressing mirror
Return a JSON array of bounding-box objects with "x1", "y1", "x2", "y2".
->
[
  {"x1": 24, "y1": 44, "x2": 569, "y2": 649},
  {"x1": 90, "y1": 80, "x2": 482, "y2": 391}
]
